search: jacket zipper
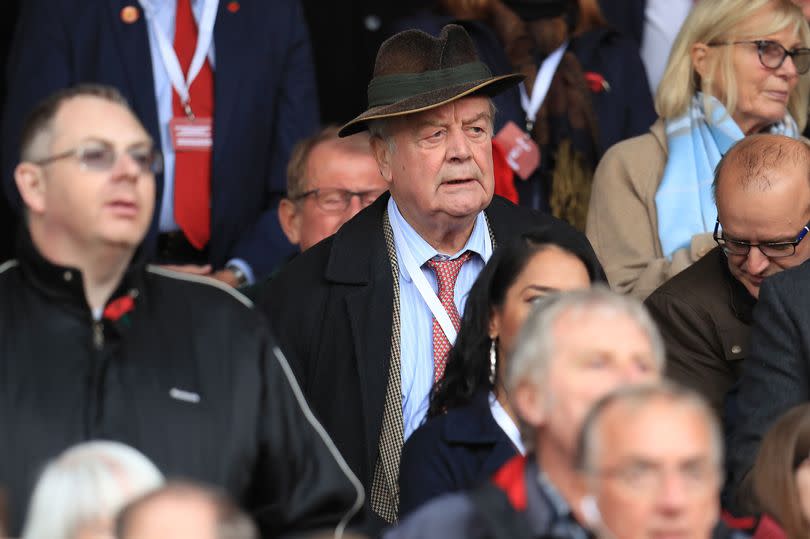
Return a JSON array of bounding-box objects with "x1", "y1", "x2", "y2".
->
[
  {"x1": 85, "y1": 320, "x2": 105, "y2": 438},
  {"x1": 93, "y1": 320, "x2": 104, "y2": 350}
]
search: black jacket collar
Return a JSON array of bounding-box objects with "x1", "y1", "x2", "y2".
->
[{"x1": 16, "y1": 226, "x2": 149, "y2": 318}]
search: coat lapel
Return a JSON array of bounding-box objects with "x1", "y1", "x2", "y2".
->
[
  {"x1": 327, "y1": 195, "x2": 396, "y2": 467},
  {"x1": 211, "y1": 0, "x2": 246, "y2": 160}
]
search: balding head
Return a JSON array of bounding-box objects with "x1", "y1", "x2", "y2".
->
[
  {"x1": 116, "y1": 481, "x2": 257, "y2": 539},
  {"x1": 712, "y1": 134, "x2": 810, "y2": 298},
  {"x1": 713, "y1": 134, "x2": 810, "y2": 198}
]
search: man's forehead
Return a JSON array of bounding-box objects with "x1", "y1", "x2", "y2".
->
[
  {"x1": 598, "y1": 401, "x2": 711, "y2": 458},
  {"x1": 406, "y1": 96, "x2": 491, "y2": 126},
  {"x1": 51, "y1": 95, "x2": 150, "y2": 145}
]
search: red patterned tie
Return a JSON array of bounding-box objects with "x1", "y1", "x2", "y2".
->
[
  {"x1": 426, "y1": 251, "x2": 472, "y2": 382},
  {"x1": 172, "y1": 0, "x2": 213, "y2": 249}
]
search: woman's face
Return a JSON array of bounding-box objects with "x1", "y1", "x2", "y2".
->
[
  {"x1": 702, "y1": 8, "x2": 802, "y2": 134},
  {"x1": 795, "y1": 459, "x2": 810, "y2": 524},
  {"x1": 489, "y1": 247, "x2": 591, "y2": 362}
]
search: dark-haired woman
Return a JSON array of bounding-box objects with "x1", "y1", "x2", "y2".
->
[{"x1": 397, "y1": 230, "x2": 604, "y2": 516}]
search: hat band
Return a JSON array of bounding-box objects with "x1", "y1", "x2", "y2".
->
[{"x1": 367, "y1": 61, "x2": 494, "y2": 108}]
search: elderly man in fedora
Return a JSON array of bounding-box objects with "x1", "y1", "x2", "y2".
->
[{"x1": 257, "y1": 24, "x2": 601, "y2": 530}]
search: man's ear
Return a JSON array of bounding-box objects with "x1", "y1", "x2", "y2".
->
[
  {"x1": 370, "y1": 136, "x2": 394, "y2": 185},
  {"x1": 512, "y1": 381, "x2": 547, "y2": 429},
  {"x1": 15, "y1": 162, "x2": 47, "y2": 215},
  {"x1": 277, "y1": 198, "x2": 301, "y2": 247}
]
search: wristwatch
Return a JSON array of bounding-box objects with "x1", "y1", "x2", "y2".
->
[{"x1": 226, "y1": 264, "x2": 248, "y2": 287}]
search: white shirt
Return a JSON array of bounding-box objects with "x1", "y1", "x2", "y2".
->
[{"x1": 640, "y1": 0, "x2": 692, "y2": 95}]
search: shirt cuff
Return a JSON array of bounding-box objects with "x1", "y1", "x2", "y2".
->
[{"x1": 225, "y1": 258, "x2": 255, "y2": 286}]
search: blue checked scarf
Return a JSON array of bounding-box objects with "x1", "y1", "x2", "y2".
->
[{"x1": 655, "y1": 93, "x2": 799, "y2": 258}]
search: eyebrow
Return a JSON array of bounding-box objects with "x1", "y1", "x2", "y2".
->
[
  {"x1": 723, "y1": 230, "x2": 800, "y2": 243},
  {"x1": 462, "y1": 112, "x2": 491, "y2": 125},
  {"x1": 522, "y1": 285, "x2": 559, "y2": 295},
  {"x1": 80, "y1": 136, "x2": 154, "y2": 149}
]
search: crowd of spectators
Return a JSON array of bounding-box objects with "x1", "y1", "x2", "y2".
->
[{"x1": 4, "y1": 0, "x2": 810, "y2": 538}]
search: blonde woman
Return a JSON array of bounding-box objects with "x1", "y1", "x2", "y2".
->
[{"x1": 586, "y1": 0, "x2": 810, "y2": 299}]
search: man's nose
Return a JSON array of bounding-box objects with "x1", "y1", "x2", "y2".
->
[
  {"x1": 446, "y1": 127, "x2": 472, "y2": 161},
  {"x1": 347, "y1": 193, "x2": 364, "y2": 216},
  {"x1": 744, "y1": 247, "x2": 770, "y2": 275},
  {"x1": 655, "y1": 471, "x2": 689, "y2": 514},
  {"x1": 112, "y1": 151, "x2": 142, "y2": 179}
]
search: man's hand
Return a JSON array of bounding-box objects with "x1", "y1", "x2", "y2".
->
[{"x1": 211, "y1": 269, "x2": 241, "y2": 287}]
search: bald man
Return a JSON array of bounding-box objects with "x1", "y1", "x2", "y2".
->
[{"x1": 645, "y1": 134, "x2": 810, "y2": 419}]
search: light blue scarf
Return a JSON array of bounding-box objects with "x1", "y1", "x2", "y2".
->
[{"x1": 655, "y1": 93, "x2": 799, "y2": 258}]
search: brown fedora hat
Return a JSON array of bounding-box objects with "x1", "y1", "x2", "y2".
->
[{"x1": 338, "y1": 24, "x2": 524, "y2": 137}]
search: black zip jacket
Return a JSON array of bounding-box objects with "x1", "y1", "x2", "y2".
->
[{"x1": 0, "y1": 231, "x2": 363, "y2": 537}]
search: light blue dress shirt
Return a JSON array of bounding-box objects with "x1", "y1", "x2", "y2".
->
[
  {"x1": 141, "y1": 1, "x2": 252, "y2": 282},
  {"x1": 388, "y1": 197, "x2": 491, "y2": 440}
]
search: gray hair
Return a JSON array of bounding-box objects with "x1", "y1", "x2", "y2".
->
[
  {"x1": 575, "y1": 382, "x2": 724, "y2": 477},
  {"x1": 506, "y1": 286, "x2": 665, "y2": 396},
  {"x1": 116, "y1": 480, "x2": 259, "y2": 539},
  {"x1": 505, "y1": 286, "x2": 666, "y2": 451},
  {"x1": 21, "y1": 440, "x2": 164, "y2": 539}
]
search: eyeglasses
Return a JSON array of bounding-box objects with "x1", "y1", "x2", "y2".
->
[
  {"x1": 713, "y1": 220, "x2": 810, "y2": 258},
  {"x1": 707, "y1": 40, "x2": 810, "y2": 74},
  {"x1": 590, "y1": 460, "x2": 717, "y2": 495},
  {"x1": 293, "y1": 187, "x2": 386, "y2": 213},
  {"x1": 33, "y1": 141, "x2": 164, "y2": 175}
]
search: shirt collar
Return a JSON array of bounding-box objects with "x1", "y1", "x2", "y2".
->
[{"x1": 388, "y1": 197, "x2": 489, "y2": 283}]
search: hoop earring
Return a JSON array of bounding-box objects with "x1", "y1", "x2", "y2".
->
[{"x1": 489, "y1": 338, "x2": 497, "y2": 384}]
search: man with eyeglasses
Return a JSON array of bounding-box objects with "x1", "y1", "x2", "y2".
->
[
  {"x1": 726, "y1": 144, "x2": 810, "y2": 512},
  {"x1": 277, "y1": 126, "x2": 388, "y2": 253},
  {"x1": 0, "y1": 85, "x2": 362, "y2": 537},
  {"x1": 645, "y1": 134, "x2": 810, "y2": 421},
  {"x1": 577, "y1": 383, "x2": 743, "y2": 539}
]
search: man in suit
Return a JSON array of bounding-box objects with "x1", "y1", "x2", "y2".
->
[
  {"x1": 259, "y1": 24, "x2": 601, "y2": 530},
  {"x1": 1, "y1": 0, "x2": 318, "y2": 285},
  {"x1": 645, "y1": 134, "x2": 810, "y2": 419},
  {"x1": 383, "y1": 288, "x2": 665, "y2": 539}
]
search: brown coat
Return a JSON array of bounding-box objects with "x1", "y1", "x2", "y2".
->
[
  {"x1": 644, "y1": 247, "x2": 754, "y2": 417},
  {"x1": 586, "y1": 119, "x2": 716, "y2": 299}
]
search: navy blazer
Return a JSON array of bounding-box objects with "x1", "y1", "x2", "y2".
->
[
  {"x1": 598, "y1": 0, "x2": 646, "y2": 47},
  {"x1": 1, "y1": 0, "x2": 319, "y2": 277},
  {"x1": 398, "y1": 390, "x2": 519, "y2": 517}
]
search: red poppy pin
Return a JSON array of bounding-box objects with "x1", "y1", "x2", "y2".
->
[
  {"x1": 584, "y1": 72, "x2": 610, "y2": 93},
  {"x1": 103, "y1": 295, "x2": 135, "y2": 322}
]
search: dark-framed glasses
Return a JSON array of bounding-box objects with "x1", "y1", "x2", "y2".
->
[
  {"x1": 33, "y1": 141, "x2": 164, "y2": 175},
  {"x1": 294, "y1": 187, "x2": 387, "y2": 213},
  {"x1": 707, "y1": 40, "x2": 810, "y2": 74},
  {"x1": 713, "y1": 219, "x2": 810, "y2": 258}
]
